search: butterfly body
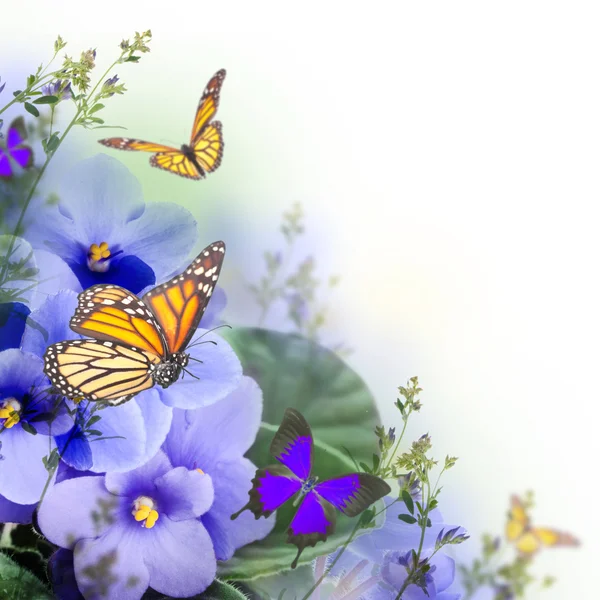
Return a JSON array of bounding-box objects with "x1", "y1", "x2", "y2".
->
[
  {"x1": 151, "y1": 351, "x2": 189, "y2": 388},
  {"x1": 231, "y1": 408, "x2": 391, "y2": 568},
  {"x1": 43, "y1": 241, "x2": 226, "y2": 406},
  {"x1": 99, "y1": 69, "x2": 225, "y2": 180}
]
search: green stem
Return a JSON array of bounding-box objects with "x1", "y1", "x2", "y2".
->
[
  {"x1": 0, "y1": 52, "x2": 123, "y2": 283},
  {"x1": 382, "y1": 412, "x2": 410, "y2": 474},
  {"x1": 394, "y1": 478, "x2": 432, "y2": 600},
  {"x1": 0, "y1": 112, "x2": 79, "y2": 283},
  {"x1": 38, "y1": 400, "x2": 90, "y2": 508},
  {"x1": 299, "y1": 518, "x2": 363, "y2": 600}
]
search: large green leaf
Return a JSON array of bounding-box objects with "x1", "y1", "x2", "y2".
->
[
  {"x1": 218, "y1": 328, "x2": 383, "y2": 580},
  {"x1": 223, "y1": 327, "x2": 381, "y2": 463},
  {"x1": 0, "y1": 552, "x2": 54, "y2": 600}
]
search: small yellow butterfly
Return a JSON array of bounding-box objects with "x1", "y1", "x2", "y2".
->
[{"x1": 505, "y1": 494, "x2": 580, "y2": 555}]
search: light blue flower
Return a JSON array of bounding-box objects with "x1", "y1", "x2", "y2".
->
[
  {"x1": 25, "y1": 154, "x2": 199, "y2": 295},
  {"x1": 21, "y1": 290, "x2": 241, "y2": 473}
]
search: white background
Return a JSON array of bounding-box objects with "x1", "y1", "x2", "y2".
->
[{"x1": 2, "y1": 2, "x2": 598, "y2": 597}]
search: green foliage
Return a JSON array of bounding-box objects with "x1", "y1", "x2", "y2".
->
[
  {"x1": 217, "y1": 327, "x2": 382, "y2": 580},
  {"x1": 0, "y1": 29, "x2": 153, "y2": 297},
  {"x1": 142, "y1": 579, "x2": 250, "y2": 599},
  {"x1": 0, "y1": 552, "x2": 54, "y2": 600},
  {"x1": 248, "y1": 203, "x2": 349, "y2": 354},
  {"x1": 224, "y1": 327, "x2": 380, "y2": 461}
]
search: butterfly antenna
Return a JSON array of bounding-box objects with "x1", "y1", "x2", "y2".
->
[
  {"x1": 182, "y1": 367, "x2": 201, "y2": 381},
  {"x1": 187, "y1": 356, "x2": 204, "y2": 364},
  {"x1": 186, "y1": 324, "x2": 232, "y2": 349}
]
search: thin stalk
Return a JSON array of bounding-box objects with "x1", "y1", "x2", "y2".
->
[{"x1": 300, "y1": 518, "x2": 363, "y2": 600}]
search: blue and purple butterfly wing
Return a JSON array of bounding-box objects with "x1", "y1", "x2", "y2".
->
[
  {"x1": 315, "y1": 473, "x2": 391, "y2": 517},
  {"x1": 270, "y1": 407, "x2": 313, "y2": 480},
  {"x1": 0, "y1": 117, "x2": 33, "y2": 177},
  {"x1": 0, "y1": 148, "x2": 11, "y2": 177},
  {"x1": 285, "y1": 474, "x2": 391, "y2": 568},
  {"x1": 231, "y1": 464, "x2": 302, "y2": 521},
  {"x1": 287, "y1": 490, "x2": 337, "y2": 568}
]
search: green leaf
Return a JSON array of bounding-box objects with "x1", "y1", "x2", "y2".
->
[
  {"x1": 216, "y1": 328, "x2": 383, "y2": 580},
  {"x1": 88, "y1": 103, "x2": 105, "y2": 114},
  {"x1": 32, "y1": 95, "x2": 58, "y2": 105},
  {"x1": 142, "y1": 579, "x2": 248, "y2": 599},
  {"x1": 398, "y1": 514, "x2": 417, "y2": 524},
  {"x1": 24, "y1": 103, "x2": 39, "y2": 117},
  {"x1": 125, "y1": 55, "x2": 140, "y2": 62},
  {"x1": 86, "y1": 429, "x2": 103, "y2": 437},
  {"x1": 402, "y1": 490, "x2": 414, "y2": 515},
  {"x1": 86, "y1": 415, "x2": 102, "y2": 427},
  {"x1": 197, "y1": 580, "x2": 248, "y2": 599},
  {"x1": 372, "y1": 453, "x2": 380, "y2": 473},
  {"x1": 20, "y1": 422, "x2": 37, "y2": 436},
  {"x1": 0, "y1": 551, "x2": 54, "y2": 599},
  {"x1": 223, "y1": 328, "x2": 381, "y2": 462},
  {"x1": 45, "y1": 134, "x2": 60, "y2": 153}
]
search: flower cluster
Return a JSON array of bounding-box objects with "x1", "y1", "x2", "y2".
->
[{"x1": 0, "y1": 155, "x2": 273, "y2": 598}]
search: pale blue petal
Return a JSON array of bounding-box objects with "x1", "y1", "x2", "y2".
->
[
  {"x1": 158, "y1": 329, "x2": 241, "y2": 409},
  {"x1": 121, "y1": 202, "x2": 198, "y2": 282},
  {"x1": 135, "y1": 388, "x2": 172, "y2": 461},
  {"x1": 21, "y1": 290, "x2": 80, "y2": 358},
  {"x1": 88, "y1": 401, "x2": 147, "y2": 473},
  {"x1": 38, "y1": 476, "x2": 113, "y2": 548}
]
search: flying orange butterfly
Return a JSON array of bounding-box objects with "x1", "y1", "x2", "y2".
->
[
  {"x1": 43, "y1": 241, "x2": 226, "y2": 406},
  {"x1": 98, "y1": 69, "x2": 226, "y2": 180},
  {"x1": 505, "y1": 494, "x2": 580, "y2": 555}
]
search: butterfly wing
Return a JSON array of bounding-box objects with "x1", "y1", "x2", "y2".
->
[
  {"x1": 315, "y1": 473, "x2": 391, "y2": 517},
  {"x1": 191, "y1": 121, "x2": 223, "y2": 175},
  {"x1": 98, "y1": 138, "x2": 179, "y2": 153},
  {"x1": 0, "y1": 148, "x2": 12, "y2": 178},
  {"x1": 149, "y1": 150, "x2": 203, "y2": 180},
  {"x1": 531, "y1": 527, "x2": 580, "y2": 550},
  {"x1": 270, "y1": 407, "x2": 313, "y2": 481},
  {"x1": 7, "y1": 117, "x2": 33, "y2": 169},
  {"x1": 506, "y1": 494, "x2": 528, "y2": 543},
  {"x1": 230, "y1": 463, "x2": 303, "y2": 521},
  {"x1": 142, "y1": 241, "x2": 225, "y2": 353},
  {"x1": 43, "y1": 339, "x2": 159, "y2": 405},
  {"x1": 287, "y1": 490, "x2": 337, "y2": 569},
  {"x1": 69, "y1": 284, "x2": 168, "y2": 358},
  {"x1": 191, "y1": 69, "x2": 226, "y2": 143}
]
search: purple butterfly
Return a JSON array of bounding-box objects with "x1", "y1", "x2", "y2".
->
[
  {"x1": 231, "y1": 408, "x2": 391, "y2": 568},
  {"x1": 0, "y1": 117, "x2": 33, "y2": 178}
]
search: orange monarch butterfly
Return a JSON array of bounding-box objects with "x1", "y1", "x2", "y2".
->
[
  {"x1": 43, "y1": 241, "x2": 226, "y2": 406},
  {"x1": 98, "y1": 69, "x2": 226, "y2": 180},
  {"x1": 505, "y1": 494, "x2": 580, "y2": 555}
]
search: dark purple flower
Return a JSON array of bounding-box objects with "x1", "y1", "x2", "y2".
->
[
  {"x1": 0, "y1": 302, "x2": 30, "y2": 351},
  {"x1": 102, "y1": 75, "x2": 119, "y2": 96},
  {"x1": 41, "y1": 79, "x2": 73, "y2": 102}
]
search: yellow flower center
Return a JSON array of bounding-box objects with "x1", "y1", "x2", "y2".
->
[
  {"x1": 132, "y1": 495, "x2": 159, "y2": 529},
  {"x1": 0, "y1": 398, "x2": 21, "y2": 429},
  {"x1": 87, "y1": 242, "x2": 111, "y2": 273}
]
